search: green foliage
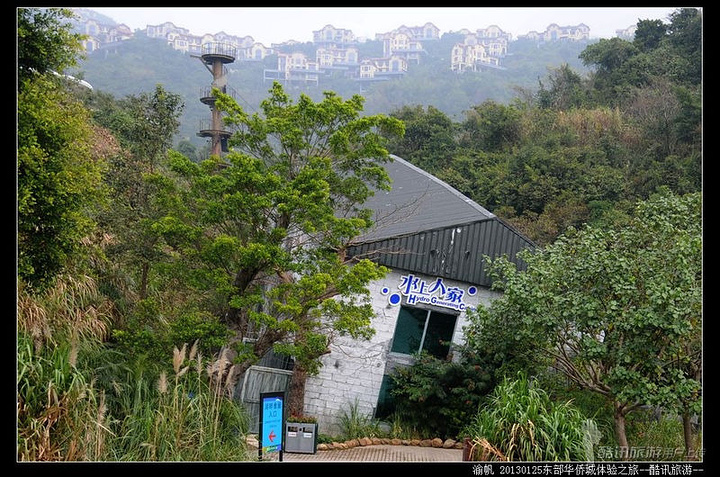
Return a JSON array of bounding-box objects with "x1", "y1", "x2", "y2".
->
[
  {"x1": 170, "y1": 312, "x2": 233, "y2": 354},
  {"x1": 580, "y1": 8, "x2": 701, "y2": 106},
  {"x1": 464, "y1": 189, "x2": 702, "y2": 449},
  {"x1": 17, "y1": 8, "x2": 84, "y2": 82},
  {"x1": 463, "y1": 373, "x2": 599, "y2": 461},
  {"x1": 91, "y1": 85, "x2": 185, "y2": 301},
  {"x1": 288, "y1": 415, "x2": 318, "y2": 424},
  {"x1": 18, "y1": 73, "x2": 107, "y2": 289},
  {"x1": 160, "y1": 82, "x2": 403, "y2": 381},
  {"x1": 17, "y1": 8, "x2": 104, "y2": 288},
  {"x1": 389, "y1": 352, "x2": 494, "y2": 439},
  {"x1": 111, "y1": 302, "x2": 232, "y2": 365},
  {"x1": 338, "y1": 399, "x2": 383, "y2": 440},
  {"x1": 388, "y1": 105, "x2": 458, "y2": 170},
  {"x1": 624, "y1": 410, "x2": 690, "y2": 461}
]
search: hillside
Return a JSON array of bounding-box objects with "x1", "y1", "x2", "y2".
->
[{"x1": 73, "y1": 32, "x2": 592, "y2": 150}]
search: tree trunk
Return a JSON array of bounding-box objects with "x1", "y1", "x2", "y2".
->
[
  {"x1": 613, "y1": 401, "x2": 629, "y2": 460},
  {"x1": 682, "y1": 412, "x2": 696, "y2": 460},
  {"x1": 139, "y1": 261, "x2": 149, "y2": 300},
  {"x1": 287, "y1": 364, "x2": 308, "y2": 418}
]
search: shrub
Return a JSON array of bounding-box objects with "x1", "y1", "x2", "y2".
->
[
  {"x1": 463, "y1": 373, "x2": 599, "y2": 461},
  {"x1": 389, "y1": 352, "x2": 494, "y2": 439}
]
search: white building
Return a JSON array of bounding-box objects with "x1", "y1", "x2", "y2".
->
[{"x1": 298, "y1": 155, "x2": 535, "y2": 434}]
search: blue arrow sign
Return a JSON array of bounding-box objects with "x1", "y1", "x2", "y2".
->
[{"x1": 259, "y1": 392, "x2": 284, "y2": 457}]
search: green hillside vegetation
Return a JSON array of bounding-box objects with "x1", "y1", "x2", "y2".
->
[
  {"x1": 74, "y1": 28, "x2": 591, "y2": 150},
  {"x1": 381, "y1": 13, "x2": 701, "y2": 244},
  {"x1": 19, "y1": 7, "x2": 701, "y2": 462}
]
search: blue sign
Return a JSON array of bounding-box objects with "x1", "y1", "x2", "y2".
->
[
  {"x1": 382, "y1": 274, "x2": 477, "y2": 312},
  {"x1": 259, "y1": 392, "x2": 284, "y2": 457}
]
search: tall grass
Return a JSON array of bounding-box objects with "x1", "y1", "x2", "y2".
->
[
  {"x1": 338, "y1": 398, "x2": 382, "y2": 440},
  {"x1": 463, "y1": 373, "x2": 599, "y2": 461},
  {"x1": 18, "y1": 275, "x2": 251, "y2": 461},
  {"x1": 17, "y1": 333, "x2": 109, "y2": 460},
  {"x1": 18, "y1": 274, "x2": 114, "y2": 461},
  {"x1": 18, "y1": 274, "x2": 112, "y2": 352},
  {"x1": 113, "y1": 342, "x2": 249, "y2": 461}
]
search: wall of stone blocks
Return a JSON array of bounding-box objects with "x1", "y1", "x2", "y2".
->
[{"x1": 303, "y1": 268, "x2": 501, "y2": 436}]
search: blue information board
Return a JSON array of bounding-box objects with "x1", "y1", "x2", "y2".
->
[{"x1": 259, "y1": 391, "x2": 285, "y2": 460}]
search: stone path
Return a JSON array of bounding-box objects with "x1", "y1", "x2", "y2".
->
[{"x1": 275, "y1": 444, "x2": 463, "y2": 462}]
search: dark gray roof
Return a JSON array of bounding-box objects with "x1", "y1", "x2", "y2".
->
[
  {"x1": 356, "y1": 155, "x2": 495, "y2": 243},
  {"x1": 349, "y1": 155, "x2": 534, "y2": 287}
]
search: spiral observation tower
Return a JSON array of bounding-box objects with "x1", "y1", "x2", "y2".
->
[{"x1": 193, "y1": 42, "x2": 237, "y2": 156}]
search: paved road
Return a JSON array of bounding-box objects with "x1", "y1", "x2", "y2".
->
[{"x1": 278, "y1": 444, "x2": 463, "y2": 462}]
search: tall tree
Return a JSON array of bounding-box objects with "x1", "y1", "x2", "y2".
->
[
  {"x1": 17, "y1": 8, "x2": 83, "y2": 84},
  {"x1": 459, "y1": 100, "x2": 523, "y2": 152},
  {"x1": 163, "y1": 82, "x2": 404, "y2": 414},
  {"x1": 633, "y1": 19, "x2": 667, "y2": 52},
  {"x1": 92, "y1": 85, "x2": 185, "y2": 301},
  {"x1": 665, "y1": 8, "x2": 702, "y2": 85},
  {"x1": 17, "y1": 7, "x2": 106, "y2": 289},
  {"x1": 387, "y1": 105, "x2": 456, "y2": 171},
  {"x1": 464, "y1": 189, "x2": 702, "y2": 457}
]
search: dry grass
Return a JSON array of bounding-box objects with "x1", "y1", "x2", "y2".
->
[{"x1": 18, "y1": 274, "x2": 113, "y2": 352}]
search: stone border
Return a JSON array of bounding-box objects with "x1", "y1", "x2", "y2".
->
[
  {"x1": 319, "y1": 437, "x2": 463, "y2": 451},
  {"x1": 246, "y1": 435, "x2": 463, "y2": 452}
]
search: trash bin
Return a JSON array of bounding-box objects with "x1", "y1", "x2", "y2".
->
[{"x1": 285, "y1": 421, "x2": 318, "y2": 454}]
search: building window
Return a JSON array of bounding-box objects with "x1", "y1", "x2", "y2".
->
[{"x1": 390, "y1": 305, "x2": 457, "y2": 359}]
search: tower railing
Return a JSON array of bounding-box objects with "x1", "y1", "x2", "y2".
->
[
  {"x1": 199, "y1": 85, "x2": 238, "y2": 104},
  {"x1": 201, "y1": 42, "x2": 238, "y2": 60}
]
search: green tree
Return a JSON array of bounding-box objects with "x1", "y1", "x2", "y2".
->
[
  {"x1": 163, "y1": 82, "x2": 404, "y2": 414},
  {"x1": 464, "y1": 190, "x2": 701, "y2": 457},
  {"x1": 17, "y1": 8, "x2": 84, "y2": 84},
  {"x1": 17, "y1": 7, "x2": 106, "y2": 289},
  {"x1": 92, "y1": 85, "x2": 185, "y2": 301},
  {"x1": 665, "y1": 8, "x2": 702, "y2": 85},
  {"x1": 633, "y1": 19, "x2": 667, "y2": 52},
  {"x1": 535, "y1": 64, "x2": 589, "y2": 110},
  {"x1": 386, "y1": 105, "x2": 457, "y2": 171},
  {"x1": 580, "y1": 37, "x2": 641, "y2": 106},
  {"x1": 459, "y1": 100, "x2": 523, "y2": 152}
]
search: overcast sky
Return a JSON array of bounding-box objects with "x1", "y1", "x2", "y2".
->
[{"x1": 88, "y1": 7, "x2": 685, "y2": 45}]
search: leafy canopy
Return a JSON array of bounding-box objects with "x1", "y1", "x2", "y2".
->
[
  {"x1": 160, "y1": 82, "x2": 404, "y2": 377},
  {"x1": 464, "y1": 189, "x2": 701, "y2": 445}
]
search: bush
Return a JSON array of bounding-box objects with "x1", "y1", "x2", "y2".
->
[
  {"x1": 389, "y1": 352, "x2": 494, "y2": 439},
  {"x1": 463, "y1": 373, "x2": 599, "y2": 461}
]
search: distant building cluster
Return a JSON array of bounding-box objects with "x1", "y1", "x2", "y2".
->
[
  {"x1": 517, "y1": 22, "x2": 590, "y2": 42},
  {"x1": 71, "y1": 10, "x2": 133, "y2": 52},
  {"x1": 450, "y1": 25, "x2": 511, "y2": 73},
  {"x1": 71, "y1": 9, "x2": 630, "y2": 86},
  {"x1": 615, "y1": 25, "x2": 638, "y2": 40},
  {"x1": 71, "y1": 9, "x2": 275, "y2": 61},
  {"x1": 264, "y1": 23, "x2": 442, "y2": 86}
]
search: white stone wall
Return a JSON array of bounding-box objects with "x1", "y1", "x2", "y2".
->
[{"x1": 303, "y1": 268, "x2": 501, "y2": 436}]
